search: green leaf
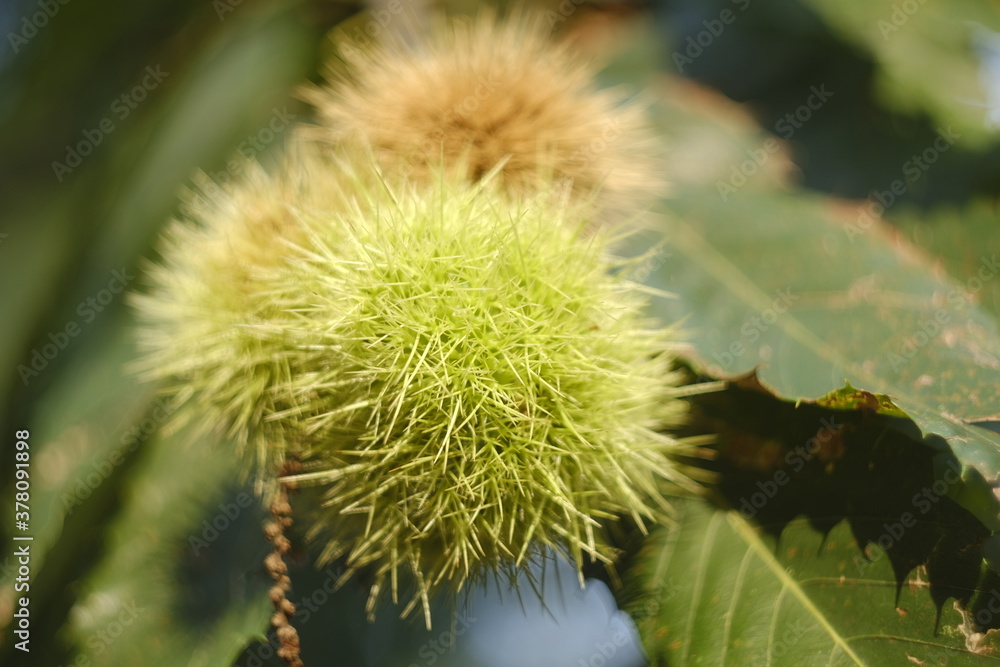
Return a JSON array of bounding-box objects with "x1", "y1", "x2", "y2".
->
[
  {"x1": 814, "y1": 381, "x2": 909, "y2": 417},
  {"x1": 672, "y1": 371, "x2": 994, "y2": 614},
  {"x1": 643, "y1": 187, "x2": 1000, "y2": 496},
  {"x1": 68, "y1": 423, "x2": 273, "y2": 667},
  {"x1": 611, "y1": 27, "x2": 1000, "y2": 650},
  {"x1": 0, "y1": 4, "x2": 329, "y2": 664},
  {"x1": 631, "y1": 498, "x2": 1000, "y2": 665},
  {"x1": 889, "y1": 200, "x2": 1000, "y2": 322},
  {"x1": 625, "y1": 185, "x2": 1000, "y2": 647}
]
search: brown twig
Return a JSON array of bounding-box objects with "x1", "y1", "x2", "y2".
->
[{"x1": 265, "y1": 459, "x2": 303, "y2": 667}]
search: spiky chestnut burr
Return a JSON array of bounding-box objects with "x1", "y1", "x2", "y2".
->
[
  {"x1": 301, "y1": 9, "x2": 664, "y2": 213},
  {"x1": 253, "y1": 164, "x2": 692, "y2": 627},
  {"x1": 134, "y1": 148, "x2": 693, "y2": 628},
  {"x1": 131, "y1": 145, "x2": 377, "y2": 490},
  {"x1": 133, "y1": 11, "x2": 688, "y2": 633}
]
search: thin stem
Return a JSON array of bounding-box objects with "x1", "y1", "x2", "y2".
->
[{"x1": 265, "y1": 459, "x2": 304, "y2": 667}]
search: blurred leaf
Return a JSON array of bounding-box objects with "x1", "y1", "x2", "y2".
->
[
  {"x1": 0, "y1": 322, "x2": 152, "y2": 666},
  {"x1": 1, "y1": 2, "x2": 334, "y2": 664},
  {"x1": 889, "y1": 200, "x2": 1000, "y2": 321},
  {"x1": 67, "y1": 421, "x2": 272, "y2": 667},
  {"x1": 652, "y1": 77, "x2": 799, "y2": 194},
  {"x1": 803, "y1": 0, "x2": 1000, "y2": 147},
  {"x1": 54, "y1": 5, "x2": 325, "y2": 663}
]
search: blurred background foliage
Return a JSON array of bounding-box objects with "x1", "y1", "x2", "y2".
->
[{"x1": 0, "y1": 0, "x2": 998, "y2": 665}]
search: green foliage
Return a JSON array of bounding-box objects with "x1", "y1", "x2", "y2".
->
[
  {"x1": 5, "y1": 2, "x2": 1000, "y2": 666},
  {"x1": 618, "y1": 12, "x2": 1000, "y2": 659},
  {"x1": 645, "y1": 185, "x2": 1000, "y2": 426},
  {"x1": 804, "y1": 0, "x2": 1000, "y2": 147},
  {"x1": 631, "y1": 499, "x2": 1000, "y2": 665},
  {"x1": 890, "y1": 200, "x2": 1000, "y2": 320}
]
